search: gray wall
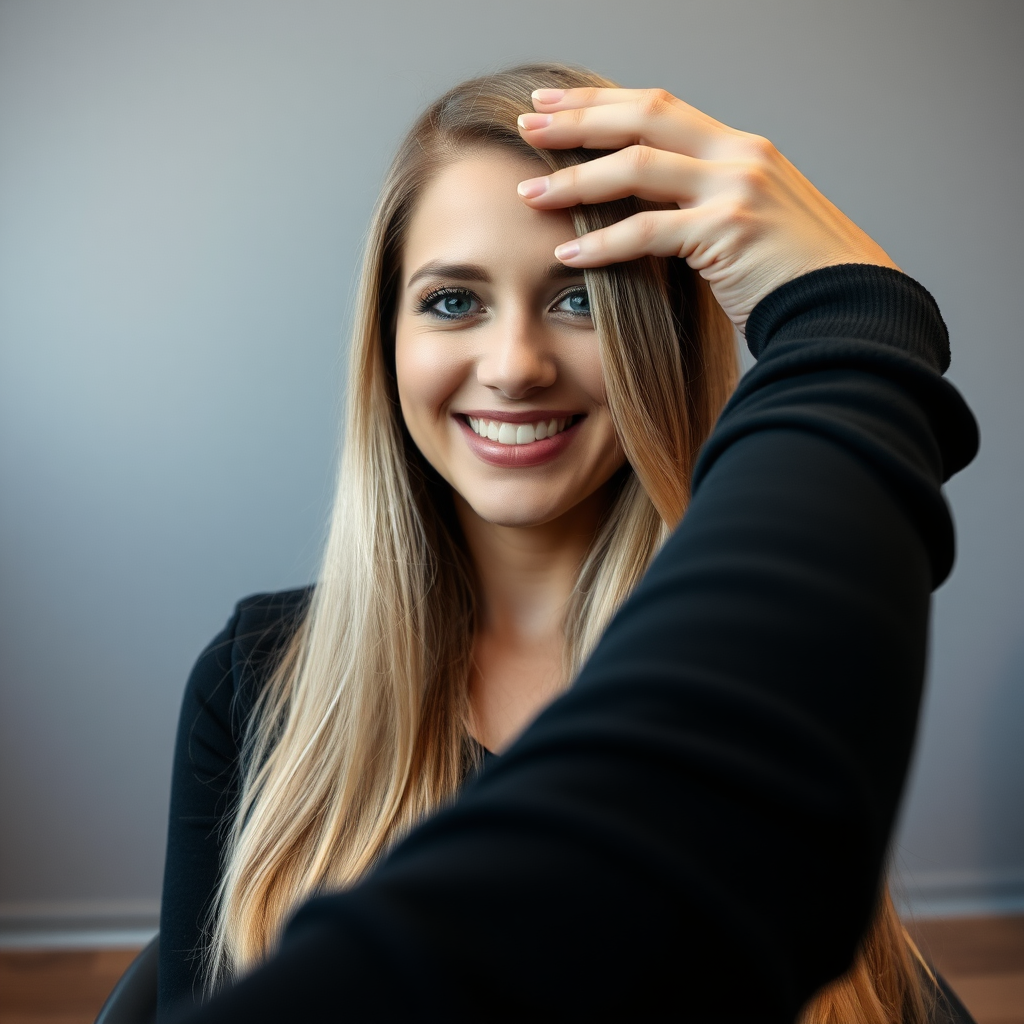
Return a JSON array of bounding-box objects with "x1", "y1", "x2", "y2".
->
[{"x1": 1, "y1": 0, "x2": 1021, "y2": 943}]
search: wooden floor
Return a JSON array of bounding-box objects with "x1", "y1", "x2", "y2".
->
[
  {"x1": 0, "y1": 916, "x2": 1021, "y2": 1023},
  {"x1": 906, "y1": 915, "x2": 1024, "y2": 1024},
  {"x1": 0, "y1": 947, "x2": 139, "y2": 1024}
]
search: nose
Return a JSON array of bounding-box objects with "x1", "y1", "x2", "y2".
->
[{"x1": 475, "y1": 309, "x2": 557, "y2": 400}]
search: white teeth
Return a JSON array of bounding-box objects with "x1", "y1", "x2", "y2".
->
[{"x1": 467, "y1": 416, "x2": 575, "y2": 445}]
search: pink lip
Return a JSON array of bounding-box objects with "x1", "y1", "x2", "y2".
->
[{"x1": 454, "y1": 413, "x2": 584, "y2": 468}]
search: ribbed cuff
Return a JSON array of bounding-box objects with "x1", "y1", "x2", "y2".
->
[{"x1": 745, "y1": 265, "x2": 950, "y2": 374}]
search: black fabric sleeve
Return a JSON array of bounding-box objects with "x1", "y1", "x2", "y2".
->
[
  {"x1": 158, "y1": 589, "x2": 310, "y2": 1018},
  {"x1": 173, "y1": 265, "x2": 978, "y2": 1023}
]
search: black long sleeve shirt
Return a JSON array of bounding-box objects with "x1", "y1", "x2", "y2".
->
[{"x1": 163, "y1": 265, "x2": 978, "y2": 1022}]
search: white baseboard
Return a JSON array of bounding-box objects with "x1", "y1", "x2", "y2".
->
[
  {"x1": 0, "y1": 899, "x2": 159, "y2": 950},
  {"x1": 0, "y1": 928, "x2": 159, "y2": 950},
  {"x1": 894, "y1": 867, "x2": 1024, "y2": 919}
]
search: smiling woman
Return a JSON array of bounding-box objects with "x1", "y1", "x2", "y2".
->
[{"x1": 158, "y1": 61, "x2": 973, "y2": 1024}]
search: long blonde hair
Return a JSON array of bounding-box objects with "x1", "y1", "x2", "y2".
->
[{"x1": 206, "y1": 63, "x2": 930, "y2": 1024}]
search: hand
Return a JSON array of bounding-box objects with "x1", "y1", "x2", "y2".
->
[{"x1": 516, "y1": 88, "x2": 900, "y2": 333}]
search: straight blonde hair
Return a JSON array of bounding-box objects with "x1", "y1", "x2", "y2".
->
[{"x1": 206, "y1": 63, "x2": 931, "y2": 1024}]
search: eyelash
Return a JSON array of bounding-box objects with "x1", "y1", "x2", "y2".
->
[
  {"x1": 416, "y1": 287, "x2": 477, "y2": 320},
  {"x1": 415, "y1": 286, "x2": 591, "y2": 321}
]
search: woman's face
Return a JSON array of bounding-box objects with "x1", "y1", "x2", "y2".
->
[{"x1": 394, "y1": 148, "x2": 626, "y2": 529}]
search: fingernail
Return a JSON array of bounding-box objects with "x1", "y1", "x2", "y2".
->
[
  {"x1": 554, "y1": 240, "x2": 581, "y2": 261},
  {"x1": 517, "y1": 113, "x2": 553, "y2": 131},
  {"x1": 532, "y1": 88, "x2": 565, "y2": 104},
  {"x1": 517, "y1": 176, "x2": 549, "y2": 199}
]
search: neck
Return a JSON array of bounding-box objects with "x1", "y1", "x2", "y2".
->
[{"x1": 455, "y1": 485, "x2": 611, "y2": 644}]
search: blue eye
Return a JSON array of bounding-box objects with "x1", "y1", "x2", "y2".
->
[
  {"x1": 556, "y1": 287, "x2": 591, "y2": 317},
  {"x1": 437, "y1": 293, "x2": 474, "y2": 316},
  {"x1": 419, "y1": 288, "x2": 479, "y2": 320}
]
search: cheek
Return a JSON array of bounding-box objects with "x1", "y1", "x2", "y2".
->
[
  {"x1": 394, "y1": 330, "x2": 467, "y2": 431},
  {"x1": 564, "y1": 334, "x2": 608, "y2": 406}
]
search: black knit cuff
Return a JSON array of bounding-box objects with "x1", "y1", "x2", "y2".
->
[{"x1": 745, "y1": 265, "x2": 950, "y2": 374}]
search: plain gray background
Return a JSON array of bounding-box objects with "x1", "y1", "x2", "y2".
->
[{"x1": 1, "y1": 0, "x2": 1022, "y2": 942}]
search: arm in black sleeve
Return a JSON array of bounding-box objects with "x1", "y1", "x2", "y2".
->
[
  {"x1": 175, "y1": 265, "x2": 978, "y2": 1023},
  {"x1": 159, "y1": 590, "x2": 310, "y2": 1018}
]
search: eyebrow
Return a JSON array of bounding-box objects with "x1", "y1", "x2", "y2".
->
[{"x1": 405, "y1": 260, "x2": 585, "y2": 289}]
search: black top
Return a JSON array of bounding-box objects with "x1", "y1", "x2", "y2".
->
[{"x1": 163, "y1": 265, "x2": 978, "y2": 1023}]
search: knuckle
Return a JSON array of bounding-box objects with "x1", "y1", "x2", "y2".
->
[
  {"x1": 743, "y1": 132, "x2": 777, "y2": 161},
  {"x1": 591, "y1": 230, "x2": 611, "y2": 256},
  {"x1": 638, "y1": 88, "x2": 673, "y2": 119},
  {"x1": 634, "y1": 211, "x2": 660, "y2": 247},
  {"x1": 734, "y1": 158, "x2": 769, "y2": 197},
  {"x1": 627, "y1": 144, "x2": 657, "y2": 174},
  {"x1": 559, "y1": 162, "x2": 585, "y2": 195},
  {"x1": 716, "y1": 196, "x2": 747, "y2": 225}
]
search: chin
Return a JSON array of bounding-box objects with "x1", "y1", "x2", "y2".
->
[{"x1": 463, "y1": 494, "x2": 567, "y2": 529}]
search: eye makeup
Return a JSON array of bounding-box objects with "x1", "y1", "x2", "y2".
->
[
  {"x1": 414, "y1": 285, "x2": 590, "y2": 322},
  {"x1": 416, "y1": 286, "x2": 481, "y2": 320}
]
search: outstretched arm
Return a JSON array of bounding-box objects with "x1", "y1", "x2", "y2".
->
[{"x1": 175, "y1": 263, "x2": 977, "y2": 1022}]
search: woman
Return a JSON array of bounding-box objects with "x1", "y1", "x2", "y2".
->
[{"x1": 161, "y1": 64, "x2": 977, "y2": 1022}]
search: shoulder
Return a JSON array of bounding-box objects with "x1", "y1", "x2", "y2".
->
[
  {"x1": 178, "y1": 587, "x2": 313, "y2": 770},
  {"x1": 230, "y1": 587, "x2": 313, "y2": 662}
]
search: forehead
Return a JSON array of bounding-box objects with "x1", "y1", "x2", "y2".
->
[{"x1": 402, "y1": 149, "x2": 576, "y2": 283}]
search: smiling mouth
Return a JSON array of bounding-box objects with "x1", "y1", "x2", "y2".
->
[{"x1": 464, "y1": 415, "x2": 580, "y2": 446}]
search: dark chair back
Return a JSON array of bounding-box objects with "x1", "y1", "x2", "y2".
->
[{"x1": 94, "y1": 933, "x2": 158, "y2": 1024}]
